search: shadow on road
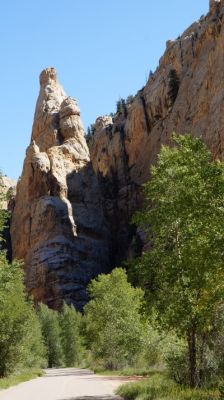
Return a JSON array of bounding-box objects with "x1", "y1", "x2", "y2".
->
[
  {"x1": 44, "y1": 369, "x2": 94, "y2": 378},
  {"x1": 58, "y1": 397, "x2": 122, "y2": 400},
  {"x1": 84, "y1": 376, "x2": 142, "y2": 382}
]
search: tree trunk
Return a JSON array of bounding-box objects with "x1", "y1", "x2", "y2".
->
[
  {"x1": 187, "y1": 326, "x2": 197, "y2": 388},
  {"x1": 198, "y1": 334, "x2": 206, "y2": 387}
]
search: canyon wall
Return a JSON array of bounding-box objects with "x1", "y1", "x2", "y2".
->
[
  {"x1": 91, "y1": 0, "x2": 224, "y2": 264},
  {"x1": 10, "y1": 1, "x2": 224, "y2": 308}
]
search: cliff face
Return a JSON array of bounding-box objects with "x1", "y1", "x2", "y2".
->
[
  {"x1": 11, "y1": 1, "x2": 224, "y2": 308},
  {"x1": 0, "y1": 177, "x2": 16, "y2": 260},
  {"x1": 11, "y1": 68, "x2": 110, "y2": 310},
  {"x1": 91, "y1": 0, "x2": 224, "y2": 262}
]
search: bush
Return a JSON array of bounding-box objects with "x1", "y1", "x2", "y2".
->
[{"x1": 165, "y1": 344, "x2": 189, "y2": 385}]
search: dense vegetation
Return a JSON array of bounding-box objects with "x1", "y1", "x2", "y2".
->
[
  {"x1": 0, "y1": 253, "x2": 46, "y2": 377},
  {"x1": 38, "y1": 303, "x2": 83, "y2": 368}
]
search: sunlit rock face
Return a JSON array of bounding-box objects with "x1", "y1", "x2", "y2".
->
[
  {"x1": 91, "y1": 0, "x2": 224, "y2": 262},
  {"x1": 11, "y1": 68, "x2": 111, "y2": 310}
]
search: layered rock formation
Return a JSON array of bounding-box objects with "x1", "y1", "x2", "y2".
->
[
  {"x1": 11, "y1": 1, "x2": 224, "y2": 308},
  {"x1": 11, "y1": 68, "x2": 110, "y2": 309}
]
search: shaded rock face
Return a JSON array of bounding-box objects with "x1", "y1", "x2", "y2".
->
[
  {"x1": 91, "y1": 115, "x2": 143, "y2": 265},
  {"x1": 91, "y1": 0, "x2": 224, "y2": 262},
  {"x1": 11, "y1": 68, "x2": 111, "y2": 310}
]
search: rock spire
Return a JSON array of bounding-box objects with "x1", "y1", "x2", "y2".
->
[{"x1": 11, "y1": 68, "x2": 110, "y2": 309}]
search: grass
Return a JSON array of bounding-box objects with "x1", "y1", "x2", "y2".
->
[
  {"x1": 115, "y1": 373, "x2": 221, "y2": 400},
  {"x1": 0, "y1": 369, "x2": 43, "y2": 390}
]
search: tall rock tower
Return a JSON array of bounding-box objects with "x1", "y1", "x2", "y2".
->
[{"x1": 11, "y1": 68, "x2": 111, "y2": 310}]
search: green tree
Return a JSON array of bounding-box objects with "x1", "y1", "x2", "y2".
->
[
  {"x1": 84, "y1": 268, "x2": 145, "y2": 370},
  {"x1": 116, "y1": 98, "x2": 126, "y2": 114},
  {"x1": 0, "y1": 253, "x2": 46, "y2": 376},
  {"x1": 60, "y1": 303, "x2": 83, "y2": 367},
  {"x1": 126, "y1": 95, "x2": 134, "y2": 106},
  {"x1": 38, "y1": 304, "x2": 64, "y2": 368},
  {"x1": 20, "y1": 304, "x2": 47, "y2": 370},
  {"x1": 134, "y1": 134, "x2": 224, "y2": 387}
]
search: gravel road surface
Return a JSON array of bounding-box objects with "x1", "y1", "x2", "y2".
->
[{"x1": 0, "y1": 368, "x2": 129, "y2": 400}]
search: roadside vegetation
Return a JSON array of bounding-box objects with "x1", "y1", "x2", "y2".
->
[
  {"x1": 0, "y1": 369, "x2": 43, "y2": 390},
  {"x1": 116, "y1": 373, "x2": 221, "y2": 400},
  {"x1": 0, "y1": 134, "x2": 224, "y2": 398}
]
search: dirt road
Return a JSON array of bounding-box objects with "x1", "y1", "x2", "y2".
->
[{"x1": 0, "y1": 368, "x2": 128, "y2": 400}]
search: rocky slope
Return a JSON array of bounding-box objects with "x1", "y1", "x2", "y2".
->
[
  {"x1": 11, "y1": 0, "x2": 224, "y2": 308},
  {"x1": 11, "y1": 68, "x2": 110, "y2": 309}
]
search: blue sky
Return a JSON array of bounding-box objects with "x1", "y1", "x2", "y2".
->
[{"x1": 0, "y1": 0, "x2": 208, "y2": 179}]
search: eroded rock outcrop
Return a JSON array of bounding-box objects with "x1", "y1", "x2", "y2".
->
[
  {"x1": 90, "y1": 0, "x2": 224, "y2": 261},
  {"x1": 11, "y1": 68, "x2": 110, "y2": 309}
]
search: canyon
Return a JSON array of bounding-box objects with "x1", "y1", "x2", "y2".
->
[{"x1": 6, "y1": 0, "x2": 224, "y2": 309}]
